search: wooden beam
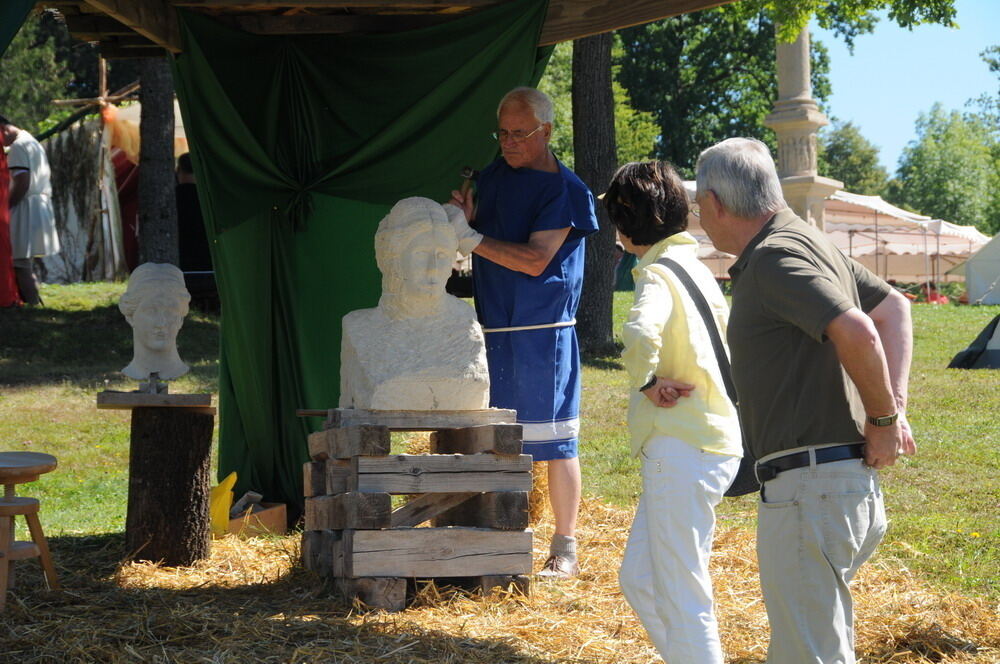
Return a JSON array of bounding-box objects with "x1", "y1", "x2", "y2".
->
[
  {"x1": 430, "y1": 423, "x2": 523, "y2": 455},
  {"x1": 307, "y1": 424, "x2": 391, "y2": 461},
  {"x1": 350, "y1": 453, "x2": 533, "y2": 493},
  {"x1": 304, "y1": 492, "x2": 392, "y2": 530},
  {"x1": 316, "y1": 408, "x2": 518, "y2": 431},
  {"x1": 168, "y1": 1, "x2": 497, "y2": 7},
  {"x1": 83, "y1": 0, "x2": 182, "y2": 53},
  {"x1": 345, "y1": 527, "x2": 532, "y2": 577},
  {"x1": 539, "y1": 0, "x2": 735, "y2": 45},
  {"x1": 64, "y1": 14, "x2": 137, "y2": 38},
  {"x1": 389, "y1": 491, "x2": 476, "y2": 528},
  {"x1": 228, "y1": 13, "x2": 450, "y2": 34}
]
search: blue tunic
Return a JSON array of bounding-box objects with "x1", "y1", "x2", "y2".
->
[{"x1": 472, "y1": 158, "x2": 598, "y2": 461}]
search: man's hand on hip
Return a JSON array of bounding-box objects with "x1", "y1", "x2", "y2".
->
[{"x1": 863, "y1": 421, "x2": 903, "y2": 469}]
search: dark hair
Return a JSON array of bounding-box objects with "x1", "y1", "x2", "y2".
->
[
  {"x1": 0, "y1": 114, "x2": 11, "y2": 126},
  {"x1": 177, "y1": 152, "x2": 193, "y2": 174},
  {"x1": 603, "y1": 161, "x2": 688, "y2": 246}
]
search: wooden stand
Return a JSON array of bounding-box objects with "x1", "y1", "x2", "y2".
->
[
  {"x1": 301, "y1": 408, "x2": 531, "y2": 611},
  {"x1": 98, "y1": 392, "x2": 214, "y2": 566}
]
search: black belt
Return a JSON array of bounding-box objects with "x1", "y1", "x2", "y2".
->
[{"x1": 755, "y1": 443, "x2": 865, "y2": 482}]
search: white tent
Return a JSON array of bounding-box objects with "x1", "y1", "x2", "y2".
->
[
  {"x1": 952, "y1": 233, "x2": 1000, "y2": 305},
  {"x1": 824, "y1": 192, "x2": 988, "y2": 283},
  {"x1": 680, "y1": 184, "x2": 988, "y2": 283}
]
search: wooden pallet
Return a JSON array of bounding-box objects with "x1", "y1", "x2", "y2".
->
[{"x1": 301, "y1": 409, "x2": 532, "y2": 611}]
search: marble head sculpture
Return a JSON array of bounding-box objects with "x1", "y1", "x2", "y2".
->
[
  {"x1": 339, "y1": 197, "x2": 490, "y2": 410},
  {"x1": 119, "y1": 262, "x2": 191, "y2": 381}
]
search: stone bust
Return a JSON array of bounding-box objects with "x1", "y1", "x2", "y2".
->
[
  {"x1": 339, "y1": 197, "x2": 490, "y2": 410},
  {"x1": 119, "y1": 262, "x2": 191, "y2": 381}
]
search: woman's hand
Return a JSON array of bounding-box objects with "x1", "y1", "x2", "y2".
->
[{"x1": 641, "y1": 377, "x2": 695, "y2": 408}]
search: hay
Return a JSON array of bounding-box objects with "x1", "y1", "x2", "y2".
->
[
  {"x1": 528, "y1": 462, "x2": 550, "y2": 526},
  {"x1": 4, "y1": 497, "x2": 998, "y2": 663}
]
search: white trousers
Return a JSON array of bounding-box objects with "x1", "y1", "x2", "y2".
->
[
  {"x1": 758, "y1": 457, "x2": 886, "y2": 664},
  {"x1": 619, "y1": 435, "x2": 740, "y2": 664}
]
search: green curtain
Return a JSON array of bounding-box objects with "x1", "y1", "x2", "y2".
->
[
  {"x1": 0, "y1": 0, "x2": 33, "y2": 58},
  {"x1": 172, "y1": 2, "x2": 551, "y2": 509}
]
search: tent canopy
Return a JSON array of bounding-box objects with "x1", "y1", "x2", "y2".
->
[
  {"x1": 680, "y1": 182, "x2": 989, "y2": 282},
  {"x1": 44, "y1": 1, "x2": 736, "y2": 57}
]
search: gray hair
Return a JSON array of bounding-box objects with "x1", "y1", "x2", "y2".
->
[
  {"x1": 695, "y1": 138, "x2": 785, "y2": 219},
  {"x1": 497, "y1": 87, "x2": 554, "y2": 125},
  {"x1": 119, "y1": 263, "x2": 190, "y2": 320}
]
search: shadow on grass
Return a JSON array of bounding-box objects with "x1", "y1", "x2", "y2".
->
[
  {"x1": 2, "y1": 533, "x2": 560, "y2": 663},
  {"x1": 582, "y1": 355, "x2": 624, "y2": 371},
  {"x1": 0, "y1": 304, "x2": 219, "y2": 388}
]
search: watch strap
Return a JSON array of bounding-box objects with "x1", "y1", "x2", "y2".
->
[{"x1": 867, "y1": 413, "x2": 899, "y2": 427}]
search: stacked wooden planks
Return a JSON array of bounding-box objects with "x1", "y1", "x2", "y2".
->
[{"x1": 301, "y1": 409, "x2": 531, "y2": 611}]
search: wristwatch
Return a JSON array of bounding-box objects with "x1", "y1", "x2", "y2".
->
[
  {"x1": 639, "y1": 376, "x2": 657, "y2": 392},
  {"x1": 867, "y1": 413, "x2": 899, "y2": 427}
]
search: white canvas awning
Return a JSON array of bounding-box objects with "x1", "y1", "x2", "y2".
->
[{"x1": 679, "y1": 183, "x2": 986, "y2": 283}]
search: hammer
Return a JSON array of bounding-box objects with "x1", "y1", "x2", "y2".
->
[{"x1": 459, "y1": 166, "x2": 479, "y2": 197}]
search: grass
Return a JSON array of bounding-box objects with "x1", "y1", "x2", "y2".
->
[{"x1": 1, "y1": 283, "x2": 998, "y2": 605}]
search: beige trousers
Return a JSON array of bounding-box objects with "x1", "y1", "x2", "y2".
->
[{"x1": 757, "y1": 457, "x2": 886, "y2": 664}]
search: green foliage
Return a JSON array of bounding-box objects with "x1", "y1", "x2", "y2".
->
[
  {"x1": 894, "y1": 104, "x2": 1000, "y2": 234},
  {"x1": 617, "y1": 6, "x2": 834, "y2": 177},
  {"x1": 818, "y1": 118, "x2": 889, "y2": 195},
  {"x1": 537, "y1": 40, "x2": 659, "y2": 170},
  {"x1": 36, "y1": 11, "x2": 140, "y2": 101},
  {"x1": 538, "y1": 41, "x2": 574, "y2": 166},
  {"x1": 764, "y1": 0, "x2": 957, "y2": 46},
  {"x1": 0, "y1": 13, "x2": 71, "y2": 134}
]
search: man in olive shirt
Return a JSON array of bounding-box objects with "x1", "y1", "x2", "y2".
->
[{"x1": 695, "y1": 138, "x2": 915, "y2": 664}]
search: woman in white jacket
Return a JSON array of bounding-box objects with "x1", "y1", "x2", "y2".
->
[{"x1": 604, "y1": 161, "x2": 741, "y2": 664}]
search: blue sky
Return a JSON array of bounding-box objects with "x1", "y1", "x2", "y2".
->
[{"x1": 811, "y1": 0, "x2": 998, "y2": 174}]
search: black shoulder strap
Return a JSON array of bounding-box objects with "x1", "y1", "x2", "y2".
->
[
  {"x1": 654, "y1": 257, "x2": 737, "y2": 406},
  {"x1": 655, "y1": 256, "x2": 760, "y2": 497}
]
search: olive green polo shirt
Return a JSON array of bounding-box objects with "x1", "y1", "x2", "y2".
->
[{"x1": 728, "y1": 209, "x2": 891, "y2": 460}]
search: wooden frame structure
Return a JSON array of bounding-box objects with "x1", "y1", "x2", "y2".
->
[{"x1": 39, "y1": 1, "x2": 733, "y2": 57}]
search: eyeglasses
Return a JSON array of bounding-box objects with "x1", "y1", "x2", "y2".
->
[{"x1": 492, "y1": 124, "x2": 544, "y2": 143}]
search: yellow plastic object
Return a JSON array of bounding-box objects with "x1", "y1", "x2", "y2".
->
[{"x1": 209, "y1": 471, "x2": 238, "y2": 537}]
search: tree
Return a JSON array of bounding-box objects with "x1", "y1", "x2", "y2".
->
[
  {"x1": 572, "y1": 34, "x2": 619, "y2": 356},
  {"x1": 137, "y1": 56, "x2": 179, "y2": 265},
  {"x1": 617, "y1": 5, "x2": 832, "y2": 177},
  {"x1": 766, "y1": 0, "x2": 957, "y2": 46},
  {"x1": 893, "y1": 104, "x2": 999, "y2": 234},
  {"x1": 0, "y1": 13, "x2": 71, "y2": 134},
  {"x1": 538, "y1": 39, "x2": 659, "y2": 170},
  {"x1": 818, "y1": 119, "x2": 889, "y2": 195}
]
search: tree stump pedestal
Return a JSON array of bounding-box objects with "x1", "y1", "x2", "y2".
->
[
  {"x1": 97, "y1": 392, "x2": 214, "y2": 566},
  {"x1": 299, "y1": 408, "x2": 531, "y2": 611}
]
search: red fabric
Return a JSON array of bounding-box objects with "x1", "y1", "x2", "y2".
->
[
  {"x1": 0, "y1": 148, "x2": 22, "y2": 308},
  {"x1": 113, "y1": 148, "x2": 140, "y2": 272}
]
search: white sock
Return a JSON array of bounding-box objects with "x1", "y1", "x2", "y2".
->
[{"x1": 550, "y1": 534, "x2": 577, "y2": 561}]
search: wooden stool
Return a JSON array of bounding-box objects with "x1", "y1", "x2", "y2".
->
[{"x1": 0, "y1": 452, "x2": 61, "y2": 610}]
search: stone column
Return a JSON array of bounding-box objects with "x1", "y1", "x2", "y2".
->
[{"x1": 764, "y1": 25, "x2": 842, "y2": 228}]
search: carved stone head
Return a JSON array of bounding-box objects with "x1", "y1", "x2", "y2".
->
[
  {"x1": 374, "y1": 197, "x2": 457, "y2": 315},
  {"x1": 118, "y1": 262, "x2": 191, "y2": 381}
]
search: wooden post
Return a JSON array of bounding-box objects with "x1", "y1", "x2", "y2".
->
[
  {"x1": 125, "y1": 407, "x2": 213, "y2": 565},
  {"x1": 137, "y1": 55, "x2": 179, "y2": 265}
]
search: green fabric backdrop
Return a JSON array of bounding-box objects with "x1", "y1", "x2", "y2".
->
[
  {"x1": 0, "y1": 0, "x2": 34, "y2": 58},
  {"x1": 172, "y1": 2, "x2": 551, "y2": 509}
]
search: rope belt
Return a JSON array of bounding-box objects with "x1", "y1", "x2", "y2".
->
[{"x1": 482, "y1": 318, "x2": 576, "y2": 334}]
